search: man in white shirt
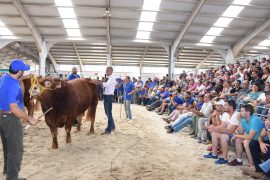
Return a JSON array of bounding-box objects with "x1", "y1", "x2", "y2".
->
[
  {"x1": 204, "y1": 100, "x2": 239, "y2": 165},
  {"x1": 102, "y1": 66, "x2": 117, "y2": 134}
]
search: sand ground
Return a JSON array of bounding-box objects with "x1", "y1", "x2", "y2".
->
[{"x1": 0, "y1": 102, "x2": 251, "y2": 180}]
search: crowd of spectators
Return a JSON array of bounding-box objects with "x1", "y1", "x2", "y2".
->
[{"x1": 110, "y1": 57, "x2": 270, "y2": 179}]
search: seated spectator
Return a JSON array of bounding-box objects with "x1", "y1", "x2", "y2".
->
[
  {"x1": 262, "y1": 67, "x2": 270, "y2": 84},
  {"x1": 203, "y1": 100, "x2": 239, "y2": 164},
  {"x1": 137, "y1": 87, "x2": 148, "y2": 105},
  {"x1": 251, "y1": 70, "x2": 264, "y2": 89},
  {"x1": 236, "y1": 83, "x2": 262, "y2": 110},
  {"x1": 221, "y1": 80, "x2": 232, "y2": 95},
  {"x1": 226, "y1": 80, "x2": 242, "y2": 101},
  {"x1": 229, "y1": 104, "x2": 264, "y2": 167},
  {"x1": 240, "y1": 111, "x2": 270, "y2": 179},
  {"x1": 146, "y1": 87, "x2": 170, "y2": 111},
  {"x1": 165, "y1": 94, "x2": 211, "y2": 134},
  {"x1": 255, "y1": 85, "x2": 270, "y2": 117}
]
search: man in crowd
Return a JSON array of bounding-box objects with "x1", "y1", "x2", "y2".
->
[
  {"x1": 229, "y1": 104, "x2": 264, "y2": 167},
  {"x1": 68, "y1": 67, "x2": 80, "y2": 80},
  {"x1": 203, "y1": 100, "x2": 239, "y2": 165}
]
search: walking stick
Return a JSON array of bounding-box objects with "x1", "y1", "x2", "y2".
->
[{"x1": 24, "y1": 107, "x2": 53, "y2": 130}]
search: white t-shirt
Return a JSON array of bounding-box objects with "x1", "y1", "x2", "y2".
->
[
  {"x1": 197, "y1": 84, "x2": 205, "y2": 92},
  {"x1": 200, "y1": 101, "x2": 212, "y2": 117},
  {"x1": 221, "y1": 111, "x2": 239, "y2": 128},
  {"x1": 257, "y1": 93, "x2": 266, "y2": 102}
]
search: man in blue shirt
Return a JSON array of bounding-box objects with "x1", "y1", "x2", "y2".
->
[
  {"x1": 230, "y1": 104, "x2": 264, "y2": 167},
  {"x1": 68, "y1": 67, "x2": 80, "y2": 80},
  {"x1": 116, "y1": 78, "x2": 123, "y2": 103},
  {"x1": 123, "y1": 76, "x2": 134, "y2": 120},
  {"x1": 0, "y1": 59, "x2": 38, "y2": 180},
  {"x1": 241, "y1": 112, "x2": 270, "y2": 179}
]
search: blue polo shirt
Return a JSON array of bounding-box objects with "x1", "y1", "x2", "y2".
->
[
  {"x1": 183, "y1": 97, "x2": 195, "y2": 105},
  {"x1": 160, "y1": 91, "x2": 170, "y2": 100},
  {"x1": 174, "y1": 95, "x2": 184, "y2": 105},
  {"x1": 241, "y1": 115, "x2": 264, "y2": 140},
  {"x1": 0, "y1": 74, "x2": 24, "y2": 111},
  {"x1": 123, "y1": 82, "x2": 134, "y2": 101},
  {"x1": 117, "y1": 81, "x2": 123, "y2": 93},
  {"x1": 137, "y1": 89, "x2": 146, "y2": 96},
  {"x1": 68, "y1": 73, "x2": 80, "y2": 80}
]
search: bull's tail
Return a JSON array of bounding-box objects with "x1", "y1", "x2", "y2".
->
[
  {"x1": 86, "y1": 96, "x2": 98, "y2": 121},
  {"x1": 86, "y1": 91, "x2": 98, "y2": 134}
]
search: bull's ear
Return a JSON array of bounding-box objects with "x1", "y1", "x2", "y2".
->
[{"x1": 55, "y1": 82, "x2": 62, "y2": 89}]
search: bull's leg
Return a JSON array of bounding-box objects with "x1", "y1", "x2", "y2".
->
[
  {"x1": 75, "y1": 113, "x2": 84, "y2": 133},
  {"x1": 65, "y1": 123, "x2": 72, "y2": 144},
  {"x1": 50, "y1": 127, "x2": 58, "y2": 149}
]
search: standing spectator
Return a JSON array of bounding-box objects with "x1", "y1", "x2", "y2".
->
[
  {"x1": 68, "y1": 67, "x2": 80, "y2": 80},
  {"x1": 102, "y1": 66, "x2": 117, "y2": 134},
  {"x1": 123, "y1": 76, "x2": 135, "y2": 120}
]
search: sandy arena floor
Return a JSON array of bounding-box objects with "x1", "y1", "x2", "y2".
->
[{"x1": 0, "y1": 102, "x2": 251, "y2": 180}]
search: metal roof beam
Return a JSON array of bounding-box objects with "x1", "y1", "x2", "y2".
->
[
  {"x1": 48, "y1": 53, "x2": 58, "y2": 72},
  {"x1": 73, "y1": 43, "x2": 84, "y2": 72},
  {"x1": 139, "y1": 46, "x2": 148, "y2": 76},
  {"x1": 195, "y1": 51, "x2": 215, "y2": 69},
  {"x1": 232, "y1": 18, "x2": 270, "y2": 58},
  {"x1": 172, "y1": 0, "x2": 206, "y2": 56},
  {"x1": 12, "y1": 0, "x2": 43, "y2": 51}
]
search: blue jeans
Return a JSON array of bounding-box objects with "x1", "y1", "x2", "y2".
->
[
  {"x1": 168, "y1": 105, "x2": 176, "y2": 114},
  {"x1": 104, "y1": 95, "x2": 115, "y2": 132},
  {"x1": 171, "y1": 113, "x2": 193, "y2": 132},
  {"x1": 124, "y1": 100, "x2": 132, "y2": 119},
  {"x1": 260, "y1": 159, "x2": 270, "y2": 175}
]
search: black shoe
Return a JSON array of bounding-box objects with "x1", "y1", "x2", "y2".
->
[
  {"x1": 167, "y1": 127, "x2": 174, "y2": 133},
  {"x1": 18, "y1": 178, "x2": 27, "y2": 180},
  {"x1": 164, "y1": 125, "x2": 171, "y2": 130},
  {"x1": 101, "y1": 131, "x2": 111, "y2": 135}
]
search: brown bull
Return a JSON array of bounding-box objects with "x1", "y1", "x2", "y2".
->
[{"x1": 30, "y1": 78, "x2": 98, "y2": 149}]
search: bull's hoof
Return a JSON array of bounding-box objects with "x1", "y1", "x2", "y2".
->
[
  {"x1": 87, "y1": 131, "x2": 94, "y2": 135},
  {"x1": 52, "y1": 145, "x2": 58, "y2": 149},
  {"x1": 74, "y1": 129, "x2": 81, "y2": 133},
  {"x1": 66, "y1": 139, "x2": 72, "y2": 144}
]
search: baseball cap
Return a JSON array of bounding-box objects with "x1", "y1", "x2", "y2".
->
[{"x1": 10, "y1": 59, "x2": 30, "y2": 71}]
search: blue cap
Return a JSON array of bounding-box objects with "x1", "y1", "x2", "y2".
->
[{"x1": 10, "y1": 59, "x2": 30, "y2": 71}]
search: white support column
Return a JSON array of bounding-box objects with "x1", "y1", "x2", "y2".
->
[
  {"x1": 224, "y1": 49, "x2": 234, "y2": 64},
  {"x1": 39, "y1": 41, "x2": 48, "y2": 77},
  {"x1": 107, "y1": 52, "x2": 112, "y2": 66},
  {"x1": 0, "y1": 41, "x2": 12, "y2": 50},
  {"x1": 168, "y1": 45, "x2": 175, "y2": 80}
]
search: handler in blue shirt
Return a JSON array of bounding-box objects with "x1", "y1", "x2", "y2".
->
[
  {"x1": 123, "y1": 76, "x2": 134, "y2": 120},
  {"x1": 68, "y1": 67, "x2": 80, "y2": 80},
  {"x1": 0, "y1": 59, "x2": 38, "y2": 180}
]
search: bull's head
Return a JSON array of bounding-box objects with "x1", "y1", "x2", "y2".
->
[{"x1": 29, "y1": 77, "x2": 62, "y2": 97}]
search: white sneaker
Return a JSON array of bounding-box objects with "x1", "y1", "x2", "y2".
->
[{"x1": 126, "y1": 118, "x2": 132, "y2": 121}]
